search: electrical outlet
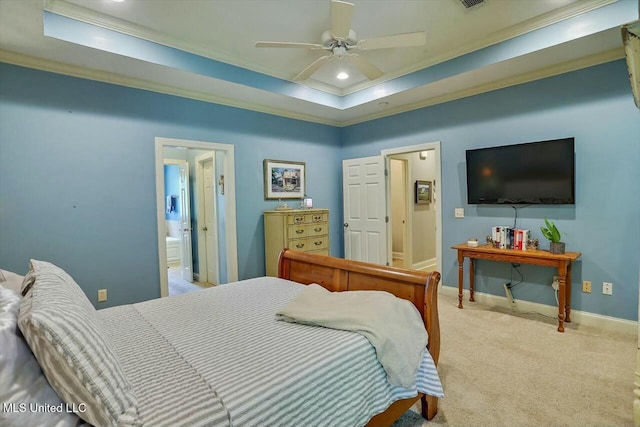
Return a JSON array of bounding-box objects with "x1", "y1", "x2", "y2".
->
[
  {"x1": 582, "y1": 280, "x2": 592, "y2": 293},
  {"x1": 454, "y1": 208, "x2": 464, "y2": 218},
  {"x1": 97, "y1": 289, "x2": 107, "y2": 302},
  {"x1": 602, "y1": 282, "x2": 613, "y2": 295}
]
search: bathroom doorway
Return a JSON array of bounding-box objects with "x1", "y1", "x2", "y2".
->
[{"x1": 155, "y1": 137, "x2": 238, "y2": 297}]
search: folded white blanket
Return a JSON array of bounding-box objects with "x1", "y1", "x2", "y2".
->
[{"x1": 276, "y1": 284, "x2": 428, "y2": 388}]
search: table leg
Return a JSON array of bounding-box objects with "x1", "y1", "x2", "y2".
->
[
  {"x1": 469, "y1": 258, "x2": 475, "y2": 302},
  {"x1": 457, "y1": 251, "x2": 464, "y2": 309},
  {"x1": 557, "y1": 264, "x2": 566, "y2": 333},
  {"x1": 565, "y1": 261, "x2": 573, "y2": 323}
]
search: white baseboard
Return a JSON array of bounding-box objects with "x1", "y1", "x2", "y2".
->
[
  {"x1": 413, "y1": 257, "x2": 436, "y2": 272},
  {"x1": 439, "y1": 284, "x2": 637, "y2": 337},
  {"x1": 392, "y1": 252, "x2": 405, "y2": 261}
]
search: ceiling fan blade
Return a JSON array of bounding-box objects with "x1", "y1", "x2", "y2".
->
[
  {"x1": 331, "y1": 0, "x2": 355, "y2": 40},
  {"x1": 255, "y1": 41, "x2": 324, "y2": 49},
  {"x1": 294, "y1": 55, "x2": 332, "y2": 81},
  {"x1": 358, "y1": 32, "x2": 426, "y2": 50},
  {"x1": 349, "y1": 55, "x2": 383, "y2": 80}
]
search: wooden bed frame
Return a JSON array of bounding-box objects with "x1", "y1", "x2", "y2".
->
[{"x1": 277, "y1": 249, "x2": 441, "y2": 426}]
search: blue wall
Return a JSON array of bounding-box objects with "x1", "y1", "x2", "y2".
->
[
  {"x1": 1, "y1": 60, "x2": 638, "y2": 321},
  {"x1": 163, "y1": 164, "x2": 181, "y2": 221},
  {"x1": 0, "y1": 63, "x2": 341, "y2": 307},
  {"x1": 342, "y1": 60, "x2": 640, "y2": 321}
]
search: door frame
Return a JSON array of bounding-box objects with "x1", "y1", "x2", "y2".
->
[
  {"x1": 381, "y1": 141, "x2": 442, "y2": 274},
  {"x1": 195, "y1": 152, "x2": 220, "y2": 285},
  {"x1": 155, "y1": 137, "x2": 238, "y2": 297}
]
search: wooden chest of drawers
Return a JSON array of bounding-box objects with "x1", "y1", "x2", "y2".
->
[{"x1": 264, "y1": 208, "x2": 330, "y2": 276}]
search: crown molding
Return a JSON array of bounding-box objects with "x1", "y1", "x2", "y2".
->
[
  {"x1": 341, "y1": 0, "x2": 619, "y2": 96},
  {"x1": 0, "y1": 49, "x2": 340, "y2": 127},
  {"x1": 42, "y1": 0, "x2": 325, "y2": 90},
  {"x1": 339, "y1": 47, "x2": 624, "y2": 127},
  {"x1": 0, "y1": 43, "x2": 624, "y2": 129},
  {"x1": 44, "y1": 0, "x2": 617, "y2": 98}
]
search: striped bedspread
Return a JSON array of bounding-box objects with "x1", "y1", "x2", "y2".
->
[{"x1": 98, "y1": 277, "x2": 444, "y2": 427}]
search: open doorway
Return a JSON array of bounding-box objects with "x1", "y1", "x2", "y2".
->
[
  {"x1": 383, "y1": 142, "x2": 441, "y2": 274},
  {"x1": 163, "y1": 158, "x2": 195, "y2": 291},
  {"x1": 155, "y1": 137, "x2": 238, "y2": 297}
]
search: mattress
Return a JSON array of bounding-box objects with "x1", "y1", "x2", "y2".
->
[{"x1": 98, "y1": 277, "x2": 443, "y2": 427}]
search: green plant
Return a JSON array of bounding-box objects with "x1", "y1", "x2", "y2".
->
[{"x1": 540, "y1": 219, "x2": 561, "y2": 243}]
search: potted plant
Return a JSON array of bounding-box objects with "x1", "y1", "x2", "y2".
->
[{"x1": 540, "y1": 219, "x2": 565, "y2": 254}]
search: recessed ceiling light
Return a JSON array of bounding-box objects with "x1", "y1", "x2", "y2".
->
[{"x1": 336, "y1": 72, "x2": 349, "y2": 80}]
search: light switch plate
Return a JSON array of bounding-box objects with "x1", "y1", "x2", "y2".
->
[{"x1": 454, "y1": 208, "x2": 464, "y2": 218}]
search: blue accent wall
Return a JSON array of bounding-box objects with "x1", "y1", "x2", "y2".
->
[
  {"x1": 342, "y1": 60, "x2": 640, "y2": 321},
  {"x1": 0, "y1": 63, "x2": 341, "y2": 307},
  {"x1": 1, "y1": 60, "x2": 638, "y2": 321},
  {"x1": 163, "y1": 164, "x2": 181, "y2": 221}
]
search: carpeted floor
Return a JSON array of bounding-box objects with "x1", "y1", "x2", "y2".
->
[{"x1": 392, "y1": 292, "x2": 635, "y2": 427}]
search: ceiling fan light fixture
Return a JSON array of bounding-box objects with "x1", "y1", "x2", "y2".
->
[{"x1": 336, "y1": 72, "x2": 349, "y2": 80}]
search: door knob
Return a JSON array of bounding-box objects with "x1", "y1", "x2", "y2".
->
[
  {"x1": 202, "y1": 226, "x2": 208, "y2": 231},
  {"x1": 344, "y1": 223, "x2": 349, "y2": 228}
]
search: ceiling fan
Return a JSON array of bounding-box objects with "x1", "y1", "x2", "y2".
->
[{"x1": 255, "y1": 0, "x2": 426, "y2": 81}]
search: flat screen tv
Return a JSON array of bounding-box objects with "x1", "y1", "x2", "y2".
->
[{"x1": 466, "y1": 138, "x2": 575, "y2": 204}]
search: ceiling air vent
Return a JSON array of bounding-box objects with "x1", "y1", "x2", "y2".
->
[{"x1": 458, "y1": 0, "x2": 485, "y2": 10}]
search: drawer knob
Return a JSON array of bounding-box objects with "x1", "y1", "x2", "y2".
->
[
  {"x1": 314, "y1": 241, "x2": 323, "y2": 246},
  {"x1": 314, "y1": 227, "x2": 322, "y2": 232},
  {"x1": 295, "y1": 229, "x2": 304, "y2": 234},
  {"x1": 296, "y1": 243, "x2": 305, "y2": 249}
]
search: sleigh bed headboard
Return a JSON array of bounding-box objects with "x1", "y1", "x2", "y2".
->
[{"x1": 277, "y1": 249, "x2": 441, "y2": 365}]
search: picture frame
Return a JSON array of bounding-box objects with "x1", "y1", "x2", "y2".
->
[
  {"x1": 264, "y1": 159, "x2": 306, "y2": 200},
  {"x1": 415, "y1": 180, "x2": 432, "y2": 204}
]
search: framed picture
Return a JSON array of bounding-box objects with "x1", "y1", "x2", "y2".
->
[
  {"x1": 415, "y1": 180, "x2": 432, "y2": 204},
  {"x1": 264, "y1": 159, "x2": 306, "y2": 200}
]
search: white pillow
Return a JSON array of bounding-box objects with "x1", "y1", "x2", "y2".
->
[
  {"x1": 0, "y1": 269, "x2": 24, "y2": 293},
  {"x1": 0, "y1": 285, "x2": 84, "y2": 427},
  {"x1": 18, "y1": 260, "x2": 139, "y2": 427}
]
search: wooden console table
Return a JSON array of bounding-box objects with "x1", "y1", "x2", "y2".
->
[{"x1": 452, "y1": 243, "x2": 581, "y2": 332}]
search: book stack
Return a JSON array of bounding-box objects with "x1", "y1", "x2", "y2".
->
[{"x1": 491, "y1": 226, "x2": 530, "y2": 250}]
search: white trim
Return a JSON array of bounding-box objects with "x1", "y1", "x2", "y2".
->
[
  {"x1": 392, "y1": 252, "x2": 405, "y2": 261},
  {"x1": 0, "y1": 45, "x2": 622, "y2": 128},
  {"x1": 381, "y1": 142, "x2": 442, "y2": 276},
  {"x1": 341, "y1": 47, "x2": 624, "y2": 127},
  {"x1": 44, "y1": 0, "x2": 615, "y2": 97},
  {"x1": 439, "y1": 285, "x2": 637, "y2": 337},
  {"x1": 412, "y1": 257, "x2": 436, "y2": 272},
  {"x1": 0, "y1": 50, "x2": 341, "y2": 127},
  {"x1": 340, "y1": 0, "x2": 618, "y2": 96},
  {"x1": 155, "y1": 137, "x2": 238, "y2": 298}
]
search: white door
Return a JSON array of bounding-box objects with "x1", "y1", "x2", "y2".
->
[
  {"x1": 342, "y1": 156, "x2": 387, "y2": 265},
  {"x1": 201, "y1": 155, "x2": 220, "y2": 285},
  {"x1": 178, "y1": 162, "x2": 193, "y2": 282}
]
